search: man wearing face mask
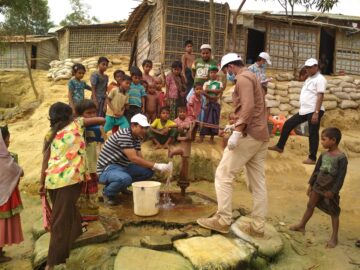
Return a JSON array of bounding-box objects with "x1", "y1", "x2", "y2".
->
[{"x1": 197, "y1": 53, "x2": 270, "y2": 237}]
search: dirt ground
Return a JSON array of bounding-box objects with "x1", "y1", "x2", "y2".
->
[{"x1": 1, "y1": 59, "x2": 360, "y2": 270}]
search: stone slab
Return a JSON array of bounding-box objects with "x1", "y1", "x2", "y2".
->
[
  {"x1": 114, "y1": 247, "x2": 193, "y2": 270},
  {"x1": 231, "y1": 216, "x2": 284, "y2": 258},
  {"x1": 174, "y1": 235, "x2": 255, "y2": 270}
]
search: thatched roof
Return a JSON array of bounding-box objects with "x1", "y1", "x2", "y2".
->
[{"x1": 118, "y1": 0, "x2": 156, "y2": 42}]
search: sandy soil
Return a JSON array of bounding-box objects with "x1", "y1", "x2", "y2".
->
[{"x1": 1, "y1": 59, "x2": 360, "y2": 270}]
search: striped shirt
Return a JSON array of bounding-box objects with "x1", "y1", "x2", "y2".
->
[{"x1": 96, "y1": 128, "x2": 141, "y2": 175}]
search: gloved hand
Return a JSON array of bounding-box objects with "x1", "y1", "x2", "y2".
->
[
  {"x1": 153, "y1": 162, "x2": 172, "y2": 173},
  {"x1": 227, "y1": 131, "x2": 243, "y2": 150},
  {"x1": 224, "y1": 124, "x2": 235, "y2": 133}
]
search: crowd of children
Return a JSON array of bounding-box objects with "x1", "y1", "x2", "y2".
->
[{"x1": 0, "y1": 39, "x2": 355, "y2": 268}]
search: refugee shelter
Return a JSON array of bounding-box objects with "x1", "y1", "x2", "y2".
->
[
  {"x1": 230, "y1": 11, "x2": 360, "y2": 75},
  {"x1": 55, "y1": 22, "x2": 132, "y2": 60},
  {"x1": 119, "y1": 0, "x2": 230, "y2": 68},
  {"x1": 0, "y1": 35, "x2": 58, "y2": 70}
]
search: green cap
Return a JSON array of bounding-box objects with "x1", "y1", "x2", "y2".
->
[{"x1": 208, "y1": 65, "x2": 219, "y2": 71}]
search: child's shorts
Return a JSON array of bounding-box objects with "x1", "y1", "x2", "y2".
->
[{"x1": 104, "y1": 115, "x2": 129, "y2": 132}]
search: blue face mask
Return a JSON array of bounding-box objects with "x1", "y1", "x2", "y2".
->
[
  {"x1": 227, "y1": 72, "x2": 235, "y2": 82},
  {"x1": 261, "y1": 63, "x2": 267, "y2": 69}
]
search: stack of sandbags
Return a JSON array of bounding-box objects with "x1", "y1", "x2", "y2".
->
[
  {"x1": 47, "y1": 57, "x2": 114, "y2": 82},
  {"x1": 327, "y1": 75, "x2": 360, "y2": 109},
  {"x1": 266, "y1": 82, "x2": 294, "y2": 117}
]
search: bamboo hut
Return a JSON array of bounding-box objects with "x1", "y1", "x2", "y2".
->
[
  {"x1": 119, "y1": 0, "x2": 230, "y2": 68},
  {"x1": 0, "y1": 35, "x2": 58, "y2": 70},
  {"x1": 229, "y1": 11, "x2": 360, "y2": 75},
  {"x1": 55, "y1": 22, "x2": 131, "y2": 60}
]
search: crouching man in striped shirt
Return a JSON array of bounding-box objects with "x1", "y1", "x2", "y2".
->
[{"x1": 97, "y1": 113, "x2": 172, "y2": 205}]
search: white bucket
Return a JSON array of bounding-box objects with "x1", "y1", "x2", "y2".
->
[{"x1": 132, "y1": 181, "x2": 161, "y2": 216}]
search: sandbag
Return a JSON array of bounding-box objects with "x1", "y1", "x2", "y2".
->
[
  {"x1": 267, "y1": 82, "x2": 276, "y2": 89},
  {"x1": 290, "y1": 100, "x2": 300, "y2": 108},
  {"x1": 289, "y1": 81, "x2": 303, "y2": 88},
  {"x1": 323, "y1": 94, "x2": 339, "y2": 102},
  {"x1": 336, "y1": 75, "x2": 354, "y2": 83},
  {"x1": 327, "y1": 79, "x2": 342, "y2": 85},
  {"x1": 275, "y1": 95, "x2": 290, "y2": 103},
  {"x1": 343, "y1": 87, "x2": 356, "y2": 93},
  {"x1": 279, "y1": 104, "x2": 293, "y2": 112},
  {"x1": 338, "y1": 100, "x2": 359, "y2": 109},
  {"x1": 54, "y1": 74, "x2": 71, "y2": 81},
  {"x1": 275, "y1": 73, "x2": 294, "y2": 81},
  {"x1": 275, "y1": 90, "x2": 288, "y2": 97},
  {"x1": 291, "y1": 108, "x2": 299, "y2": 115},
  {"x1": 279, "y1": 110, "x2": 289, "y2": 117},
  {"x1": 265, "y1": 94, "x2": 276, "y2": 100},
  {"x1": 340, "y1": 82, "x2": 356, "y2": 88},
  {"x1": 326, "y1": 84, "x2": 336, "y2": 89},
  {"x1": 354, "y1": 79, "x2": 360, "y2": 86},
  {"x1": 276, "y1": 84, "x2": 289, "y2": 91},
  {"x1": 334, "y1": 92, "x2": 351, "y2": 100},
  {"x1": 350, "y1": 92, "x2": 360, "y2": 100},
  {"x1": 323, "y1": 101, "x2": 337, "y2": 110},
  {"x1": 270, "y1": 108, "x2": 280, "y2": 115},
  {"x1": 267, "y1": 88, "x2": 275, "y2": 95},
  {"x1": 288, "y1": 87, "x2": 301, "y2": 94},
  {"x1": 329, "y1": 87, "x2": 342, "y2": 93},
  {"x1": 288, "y1": 94, "x2": 300, "y2": 100},
  {"x1": 72, "y1": 58, "x2": 82, "y2": 63},
  {"x1": 267, "y1": 100, "x2": 280, "y2": 108},
  {"x1": 112, "y1": 58, "x2": 122, "y2": 64}
]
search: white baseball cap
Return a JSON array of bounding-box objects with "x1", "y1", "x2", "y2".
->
[
  {"x1": 200, "y1": 44, "x2": 212, "y2": 50},
  {"x1": 305, "y1": 58, "x2": 318, "y2": 67},
  {"x1": 259, "y1": 52, "x2": 272, "y2": 65},
  {"x1": 131, "y1": 114, "x2": 150, "y2": 127},
  {"x1": 220, "y1": 53, "x2": 242, "y2": 69}
]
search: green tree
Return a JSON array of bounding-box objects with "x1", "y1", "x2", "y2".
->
[
  {"x1": 60, "y1": 0, "x2": 99, "y2": 26},
  {"x1": 0, "y1": 0, "x2": 53, "y2": 100}
]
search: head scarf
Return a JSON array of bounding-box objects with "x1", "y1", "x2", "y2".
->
[{"x1": 0, "y1": 132, "x2": 23, "y2": 205}]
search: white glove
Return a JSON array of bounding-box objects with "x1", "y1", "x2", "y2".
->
[
  {"x1": 153, "y1": 162, "x2": 172, "y2": 173},
  {"x1": 227, "y1": 131, "x2": 243, "y2": 150},
  {"x1": 224, "y1": 124, "x2": 235, "y2": 133}
]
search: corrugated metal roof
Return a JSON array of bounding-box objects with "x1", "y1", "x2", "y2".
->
[
  {"x1": 0, "y1": 35, "x2": 56, "y2": 43},
  {"x1": 238, "y1": 10, "x2": 360, "y2": 21}
]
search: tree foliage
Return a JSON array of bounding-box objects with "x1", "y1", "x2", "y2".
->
[
  {"x1": 0, "y1": 0, "x2": 53, "y2": 35},
  {"x1": 60, "y1": 0, "x2": 99, "y2": 26},
  {"x1": 277, "y1": 0, "x2": 339, "y2": 16}
]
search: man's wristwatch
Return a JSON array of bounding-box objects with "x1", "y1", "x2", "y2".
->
[{"x1": 315, "y1": 110, "x2": 319, "y2": 114}]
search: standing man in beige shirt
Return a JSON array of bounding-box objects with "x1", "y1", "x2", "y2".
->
[{"x1": 197, "y1": 53, "x2": 270, "y2": 237}]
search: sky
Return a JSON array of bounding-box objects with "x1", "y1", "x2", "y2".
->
[{"x1": 46, "y1": 0, "x2": 360, "y2": 25}]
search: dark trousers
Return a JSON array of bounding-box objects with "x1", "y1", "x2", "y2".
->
[{"x1": 276, "y1": 111, "x2": 324, "y2": 161}]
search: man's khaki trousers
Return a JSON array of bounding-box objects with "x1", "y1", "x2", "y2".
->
[{"x1": 215, "y1": 135, "x2": 269, "y2": 233}]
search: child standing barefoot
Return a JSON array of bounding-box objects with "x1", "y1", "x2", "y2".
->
[
  {"x1": 90, "y1": 57, "x2": 109, "y2": 117},
  {"x1": 75, "y1": 100, "x2": 105, "y2": 222},
  {"x1": 145, "y1": 83, "x2": 160, "y2": 123},
  {"x1": 181, "y1": 40, "x2": 195, "y2": 96},
  {"x1": 39, "y1": 102, "x2": 105, "y2": 269},
  {"x1": 166, "y1": 61, "x2": 186, "y2": 119},
  {"x1": 142, "y1": 59, "x2": 156, "y2": 86},
  {"x1": 290, "y1": 127, "x2": 348, "y2": 248},
  {"x1": 0, "y1": 125, "x2": 24, "y2": 263}
]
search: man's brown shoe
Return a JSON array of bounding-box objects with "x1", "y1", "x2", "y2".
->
[
  {"x1": 197, "y1": 216, "x2": 230, "y2": 234},
  {"x1": 303, "y1": 158, "x2": 316, "y2": 165},
  {"x1": 268, "y1": 145, "x2": 283, "y2": 153}
]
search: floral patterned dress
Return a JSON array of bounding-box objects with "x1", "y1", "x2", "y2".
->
[{"x1": 45, "y1": 118, "x2": 87, "y2": 190}]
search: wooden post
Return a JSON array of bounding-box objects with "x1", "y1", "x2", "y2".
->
[{"x1": 209, "y1": 0, "x2": 215, "y2": 51}]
